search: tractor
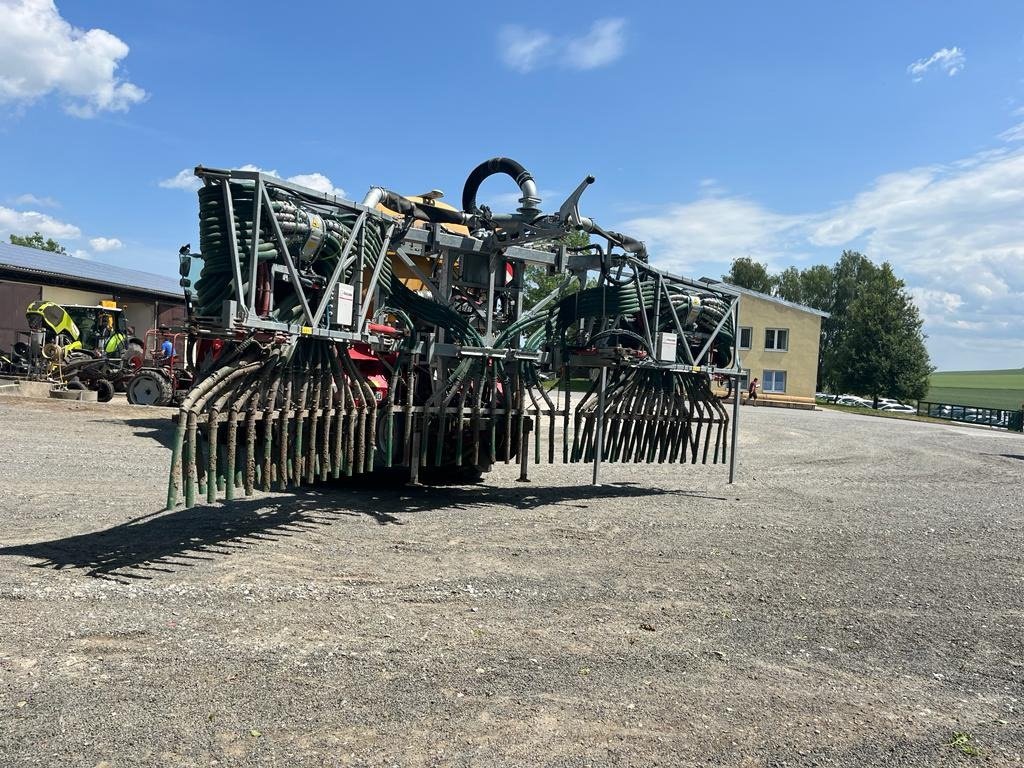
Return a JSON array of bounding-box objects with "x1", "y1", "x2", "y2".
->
[
  {"x1": 126, "y1": 327, "x2": 196, "y2": 406},
  {"x1": 23, "y1": 300, "x2": 145, "y2": 400}
]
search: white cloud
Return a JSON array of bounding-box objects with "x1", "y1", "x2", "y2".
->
[
  {"x1": 160, "y1": 166, "x2": 346, "y2": 198},
  {"x1": 999, "y1": 122, "x2": 1024, "y2": 142},
  {"x1": 564, "y1": 18, "x2": 626, "y2": 70},
  {"x1": 617, "y1": 143, "x2": 1024, "y2": 370},
  {"x1": 498, "y1": 25, "x2": 553, "y2": 73},
  {"x1": 158, "y1": 168, "x2": 201, "y2": 191},
  {"x1": 621, "y1": 197, "x2": 809, "y2": 273},
  {"x1": 12, "y1": 193, "x2": 58, "y2": 207},
  {"x1": 71, "y1": 249, "x2": 91, "y2": 260},
  {"x1": 89, "y1": 236, "x2": 122, "y2": 252},
  {"x1": 0, "y1": 205, "x2": 80, "y2": 239},
  {"x1": 498, "y1": 17, "x2": 625, "y2": 73},
  {"x1": 0, "y1": 0, "x2": 146, "y2": 117},
  {"x1": 287, "y1": 172, "x2": 345, "y2": 198},
  {"x1": 907, "y1": 46, "x2": 965, "y2": 81}
]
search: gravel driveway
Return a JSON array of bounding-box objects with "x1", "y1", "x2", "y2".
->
[{"x1": 0, "y1": 398, "x2": 1021, "y2": 766}]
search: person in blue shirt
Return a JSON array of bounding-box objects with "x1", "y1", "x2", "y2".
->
[{"x1": 160, "y1": 338, "x2": 174, "y2": 360}]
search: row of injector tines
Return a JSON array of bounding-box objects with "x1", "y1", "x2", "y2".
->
[
  {"x1": 569, "y1": 368, "x2": 730, "y2": 465},
  {"x1": 166, "y1": 340, "x2": 380, "y2": 510},
  {"x1": 165, "y1": 342, "x2": 729, "y2": 509}
]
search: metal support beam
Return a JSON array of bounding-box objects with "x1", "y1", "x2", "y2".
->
[
  {"x1": 517, "y1": 419, "x2": 531, "y2": 482},
  {"x1": 222, "y1": 182, "x2": 246, "y2": 310},
  {"x1": 311, "y1": 210, "x2": 368, "y2": 326},
  {"x1": 694, "y1": 295, "x2": 739, "y2": 366},
  {"x1": 261, "y1": 185, "x2": 315, "y2": 326},
  {"x1": 358, "y1": 222, "x2": 397, "y2": 330},
  {"x1": 394, "y1": 247, "x2": 441, "y2": 297},
  {"x1": 592, "y1": 366, "x2": 607, "y2": 486},
  {"x1": 728, "y1": 300, "x2": 741, "y2": 484},
  {"x1": 246, "y1": 177, "x2": 263, "y2": 313}
]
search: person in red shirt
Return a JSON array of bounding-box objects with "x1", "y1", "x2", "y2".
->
[{"x1": 748, "y1": 377, "x2": 759, "y2": 402}]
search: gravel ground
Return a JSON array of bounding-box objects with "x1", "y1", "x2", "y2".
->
[{"x1": 0, "y1": 397, "x2": 1021, "y2": 767}]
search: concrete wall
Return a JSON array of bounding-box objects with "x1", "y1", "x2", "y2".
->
[
  {"x1": 737, "y1": 293, "x2": 823, "y2": 403},
  {"x1": 120, "y1": 301, "x2": 155, "y2": 336},
  {"x1": 41, "y1": 285, "x2": 110, "y2": 307}
]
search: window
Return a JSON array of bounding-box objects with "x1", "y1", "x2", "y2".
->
[
  {"x1": 738, "y1": 326, "x2": 752, "y2": 350},
  {"x1": 764, "y1": 328, "x2": 789, "y2": 351},
  {"x1": 763, "y1": 370, "x2": 786, "y2": 393}
]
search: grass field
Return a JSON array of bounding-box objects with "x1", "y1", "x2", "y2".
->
[{"x1": 928, "y1": 368, "x2": 1024, "y2": 410}]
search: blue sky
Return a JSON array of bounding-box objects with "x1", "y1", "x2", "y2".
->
[{"x1": 1, "y1": 1, "x2": 1022, "y2": 370}]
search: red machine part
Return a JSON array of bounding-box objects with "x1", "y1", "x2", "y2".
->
[{"x1": 349, "y1": 343, "x2": 388, "y2": 403}]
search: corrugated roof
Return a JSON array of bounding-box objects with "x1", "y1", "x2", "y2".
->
[
  {"x1": 0, "y1": 241, "x2": 183, "y2": 300},
  {"x1": 711, "y1": 281, "x2": 830, "y2": 318}
]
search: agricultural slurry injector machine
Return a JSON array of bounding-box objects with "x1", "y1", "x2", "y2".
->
[{"x1": 167, "y1": 158, "x2": 742, "y2": 509}]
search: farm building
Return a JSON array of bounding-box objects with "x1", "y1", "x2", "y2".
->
[
  {"x1": 721, "y1": 284, "x2": 829, "y2": 406},
  {"x1": 0, "y1": 241, "x2": 185, "y2": 350}
]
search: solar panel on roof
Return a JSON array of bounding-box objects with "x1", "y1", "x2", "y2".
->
[{"x1": 0, "y1": 241, "x2": 182, "y2": 299}]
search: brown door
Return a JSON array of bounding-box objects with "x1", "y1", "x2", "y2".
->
[{"x1": 0, "y1": 281, "x2": 42, "y2": 350}]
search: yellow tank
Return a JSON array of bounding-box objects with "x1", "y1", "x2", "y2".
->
[{"x1": 376, "y1": 194, "x2": 469, "y2": 293}]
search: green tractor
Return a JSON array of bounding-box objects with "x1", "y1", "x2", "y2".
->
[{"x1": 25, "y1": 300, "x2": 145, "y2": 401}]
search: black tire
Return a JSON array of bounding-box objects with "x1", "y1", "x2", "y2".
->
[
  {"x1": 94, "y1": 379, "x2": 115, "y2": 403},
  {"x1": 127, "y1": 370, "x2": 173, "y2": 406}
]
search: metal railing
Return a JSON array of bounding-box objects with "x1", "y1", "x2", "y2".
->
[{"x1": 917, "y1": 401, "x2": 1024, "y2": 432}]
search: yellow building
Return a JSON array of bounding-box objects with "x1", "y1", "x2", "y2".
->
[{"x1": 728, "y1": 285, "x2": 828, "y2": 407}]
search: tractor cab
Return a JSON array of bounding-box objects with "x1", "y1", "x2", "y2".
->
[
  {"x1": 25, "y1": 300, "x2": 132, "y2": 357},
  {"x1": 64, "y1": 303, "x2": 131, "y2": 355}
]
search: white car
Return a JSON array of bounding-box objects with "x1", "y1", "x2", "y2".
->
[
  {"x1": 879, "y1": 403, "x2": 917, "y2": 414},
  {"x1": 834, "y1": 395, "x2": 871, "y2": 408}
]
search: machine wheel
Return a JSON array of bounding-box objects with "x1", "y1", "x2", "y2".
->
[
  {"x1": 94, "y1": 379, "x2": 115, "y2": 403},
  {"x1": 123, "y1": 342, "x2": 145, "y2": 369},
  {"x1": 127, "y1": 370, "x2": 173, "y2": 406}
]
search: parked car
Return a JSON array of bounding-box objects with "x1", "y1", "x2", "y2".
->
[
  {"x1": 876, "y1": 398, "x2": 902, "y2": 408},
  {"x1": 834, "y1": 395, "x2": 872, "y2": 408},
  {"x1": 879, "y1": 403, "x2": 917, "y2": 414}
]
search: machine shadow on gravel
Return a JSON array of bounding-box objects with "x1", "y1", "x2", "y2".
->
[
  {"x1": 120, "y1": 416, "x2": 179, "y2": 450},
  {"x1": 0, "y1": 482, "x2": 719, "y2": 583}
]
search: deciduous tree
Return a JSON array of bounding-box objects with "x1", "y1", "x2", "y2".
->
[
  {"x1": 722, "y1": 257, "x2": 775, "y2": 294},
  {"x1": 9, "y1": 232, "x2": 66, "y2": 254},
  {"x1": 830, "y1": 263, "x2": 933, "y2": 404}
]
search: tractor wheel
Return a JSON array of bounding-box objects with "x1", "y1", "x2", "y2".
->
[
  {"x1": 123, "y1": 342, "x2": 145, "y2": 370},
  {"x1": 94, "y1": 379, "x2": 115, "y2": 403},
  {"x1": 127, "y1": 370, "x2": 173, "y2": 406}
]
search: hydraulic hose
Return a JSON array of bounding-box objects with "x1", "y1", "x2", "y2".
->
[
  {"x1": 361, "y1": 187, "x2": 471, "y2": 226},
  {"x1": 462, "y1": 157, "x2": 540, "y2": 214}
]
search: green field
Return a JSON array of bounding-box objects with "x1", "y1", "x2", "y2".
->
[{"x1": 928, "y1": 369, "x2": 1024, "y2": 410}]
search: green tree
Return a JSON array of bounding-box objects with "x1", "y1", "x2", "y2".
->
[
  {"x1": 723, "y1": 257, "x2": 775, "y2": 294},
  {"x1": 774, "y1": 266, "x2": 804, "y2": 304},
  {"x1": 796, "y1": 264, "x2": 833, "y2": 313},
  {"x1": 819, "y1": 251, "x2": 879, "y2": 391},
  {"x1": 9, "y1": 232, "x2": 67, "y2": 254},
  {"x1": 830, "y1": 262, "x2": 933, "y2": 405}
]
